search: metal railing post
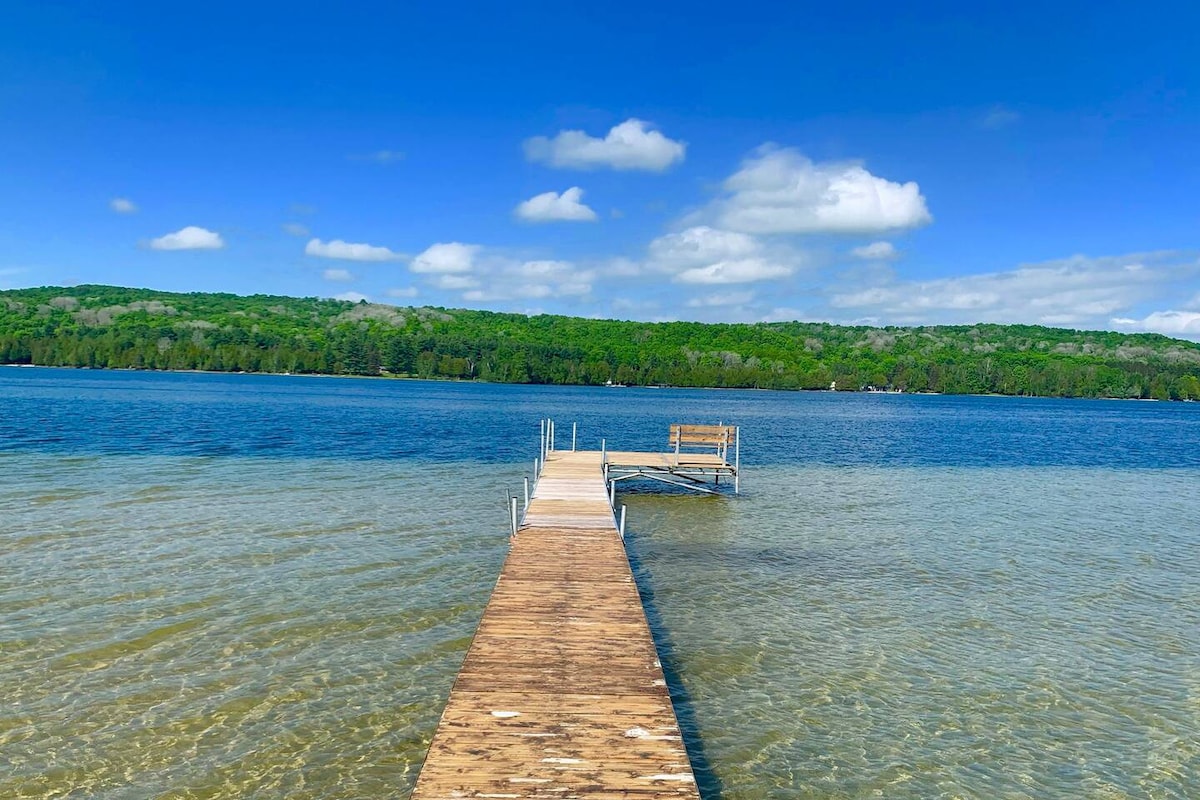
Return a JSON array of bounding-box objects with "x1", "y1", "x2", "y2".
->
[
  {"x1": 734, "y1": 426, "x2": 741, "y2": 495},
  {"x1": 572, "y1": 422, "x2": 577, "y2": 452},
  {"x1": 619, "y1": 505, "x2": 627, "y2": 539},
  {"x1": 601, "y1": 437, "x2": 606, "y2": 465},
  {"x1": 510, "y1": 496, "x2": 518, "y2": 537},
  {"x1": 523, "y1": 477, "x2": 529, "y2": 511}
]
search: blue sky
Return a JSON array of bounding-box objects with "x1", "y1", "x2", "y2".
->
[{"x1": 3, "y1": 1, "x2": 1199, "y2": 336}]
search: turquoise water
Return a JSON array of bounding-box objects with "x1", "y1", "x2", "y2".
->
[{"x1": 2, "y1": 368, "x2": 1198, "y2": 798}]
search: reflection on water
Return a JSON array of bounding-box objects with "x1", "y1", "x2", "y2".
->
[{"x1": 2, "y1": 370, "x2": 1199, "y2": 798}]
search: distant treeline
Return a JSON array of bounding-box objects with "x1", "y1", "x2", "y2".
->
[{"x1": 2, "y1": 284, "x2": 1200, "y2": 400}]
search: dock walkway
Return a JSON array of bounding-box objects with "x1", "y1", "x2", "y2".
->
[{"x1": 410, "y1": 448, "x2": 701, "y2": 799}]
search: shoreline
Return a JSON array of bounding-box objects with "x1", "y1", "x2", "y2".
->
[{"x1": 0, "y1": 362, "x2": 1176, "y2": 403}]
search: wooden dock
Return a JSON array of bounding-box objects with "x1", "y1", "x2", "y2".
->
[{"x1": 410, "y1": 448, "x2": 711, "y2": 798}]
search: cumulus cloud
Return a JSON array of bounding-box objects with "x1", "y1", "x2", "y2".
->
[
  {"x1": 649, "y1": 226, "x2": 760, "y2": 268},
  {"x1": 306, "y1": 238, "x2": 402, "y2": 262},
  {"x1": 322, "y1": 268, "x2": 354, "y2": 282},
  {"x1": 711, "y1": 146, "x2": 932, "y2": 234},
  {"x1": 407, "y1": 242, "x2": 593, "y2": 301},
  {"x1": 830, "y1": 251, "x2": 1198, "y2": 328},
  {"x1": 386, "y1": 286, "x2": 419, "y2": 299},
  {"x1": 461, "y1": 258, "x2": 593, "y2": 302},
  {"x1": 852, "y1": 241, "x2": 898, "y2": 260},
  {"x1": 334, "y1": 291, "x2": 369, "y2": 302},
  {"x1": 110, "y1": 197, "x2": 137, "y2": 214},
  {"x1": 524, "y1": 118, "x2": 686, "y2": 172},
  {"x1": 1112, "y1": 311, "x2": 1200, "y2": 337},
  {"x1": 646, "y1": 225, "x2": 797, "y2": 284},
  {"x1": 148, "y1": 226, "x2": 224, "y2": 251},
  {"x1": 433, "y1": 274, "x2": 480, "y2": 290},
  {"x1": 410, "y1": 242, "x2": 481, "y2": 274},
  {"x1": 677, "y1": 259, "x2": 791, "y2": 285},
  {"x1": 282, "y1": 222, "x2": 310, "y2": 237},
  {"x1": 515, "y1": 187, "x2": 598, "y2": 222}
]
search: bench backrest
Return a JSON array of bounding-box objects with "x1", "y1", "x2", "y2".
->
[{"x1": 669, "y1": 424, "x2": 735, "y2": 453}]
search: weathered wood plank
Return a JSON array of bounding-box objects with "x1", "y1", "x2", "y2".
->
[{"x1": 410, "y1": 449, "x2": 699, "y2": 800}]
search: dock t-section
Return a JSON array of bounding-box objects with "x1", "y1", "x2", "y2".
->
[{"x1": 409, "y1": 449, "x2": 699, "y2": 798}]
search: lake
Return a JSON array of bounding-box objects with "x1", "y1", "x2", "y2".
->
[{"x1": 2, "y1": 367, "x2": 1198, "y2": 798}]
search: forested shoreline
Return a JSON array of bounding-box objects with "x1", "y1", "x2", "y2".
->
[{"x1": 3, "y1": 284, "x2": 1199, "y2": 400}]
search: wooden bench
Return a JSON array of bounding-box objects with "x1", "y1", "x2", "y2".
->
[{"x1": 669, "y1": 423, "x2": 737, "y2": 464}]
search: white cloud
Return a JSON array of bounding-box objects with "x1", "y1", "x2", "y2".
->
[
  {"x1": 524, "y1": 118, "x2": 686, "y2": 172},
  {"x1": 463, "y1": 259, "x2": 593, "y2": 301},
  {"x1": 677, "y1": 259, "x2": 792, "y2": 285},
  {"x1": 1112, "y1": 311, "x2": 1200, "y2": 337},
  {"x1": 110, "y1": 197, "x2": 137, "y2": 214},
  {"x1": 851, "y1": 241, "x2": 898, "y2": 260},
  {"x1": 515, "y1": 187, "x2": 598, "y2": 222},
  {"x1": 687, "y1": 290, "x2": 755, "y2": 308},
  {"x1": 434, "y1": 274, "x2": 480, "y2": 290},
  {"x1": 829, "y1": 251, "x2": 1198, "y2": 328},
  {"x1": 712, "y1": 146, "x2": 932, "y2": 234},
  {"x1": 510, "y1": 259, "x2": 573, "y2": 279},
  {"x1": 649, "y1": 226, "x2": 760, "y2": 269},
  {"x1": 602, "y1": 257, "x2": 643, "y2": 277},
  {"x1": 148, "y1": 226, "x2": 224, "y2": 251},
  {"x1": 408, "y1": 242, "x2": 593, "y2": 301},
  {"x1": 282, "y1": 222, "x2": 310, "y2": 237},
  {"x1": 646, "y1": 225, "x2": 797, "y2": 284},
  {"x1": 411, "y1": 242, "x2": 480, "y2": 274},
  {"x1": 322, "y1": 268, "x2": 355, "y2": 282},
  {"x1": 334, "y1": 291, "x2": 369, "y2": 302},
  {"x1": 385, "y1": 286, "x2": 419, "y2": 299},
  {"x1": 306, "y1": 238, "x2": 402, "y2": 262}
]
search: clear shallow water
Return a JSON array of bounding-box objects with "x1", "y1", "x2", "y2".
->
[{"x1": 2, "y1": 368, "x2": 1198, "y2": 798}]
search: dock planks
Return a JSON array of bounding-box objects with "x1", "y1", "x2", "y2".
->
[{"x1": 410, "y1": 449, "x2": 700, "y2": 799}]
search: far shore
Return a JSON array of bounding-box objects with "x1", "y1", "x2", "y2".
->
[{"x1": 2, "y1": 362, "x2": 1184, "y2": 403}]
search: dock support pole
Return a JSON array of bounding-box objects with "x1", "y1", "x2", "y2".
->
[
  {"x1": 610, "y1": 480, "x2": 616, "y2": 506},
  {"x1": 540, "y1": 419, "x2": 546, "y2": 462},
  {"x1": 734, "y1": 426, "x2": 741, "y2": 495},
  {"x1": 523, "y1": 477, "x2": 529, "y2": 511},
  {"x1": 534, "y1": 457, "x2": 540, "y2": 479},
  {"x1": 549, "y1": 420, "x2": 554, "y2": 452},
  {"x1": 572, "y1": 422, "x2": 577, "y2": 452},
  {"x1": 619, "y1": 505, "x2": 627, "y2": 539},
  {"x1": 601, "y1": 438, "x2": 606, "y2": 465},
  {"x1": 511, "y1": 496, "x2": 519, "y2": 537}
]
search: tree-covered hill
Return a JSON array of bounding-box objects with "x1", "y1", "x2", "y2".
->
[{"x1": 2, "y1": 284, "x2": 1199, "y2": 400}]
